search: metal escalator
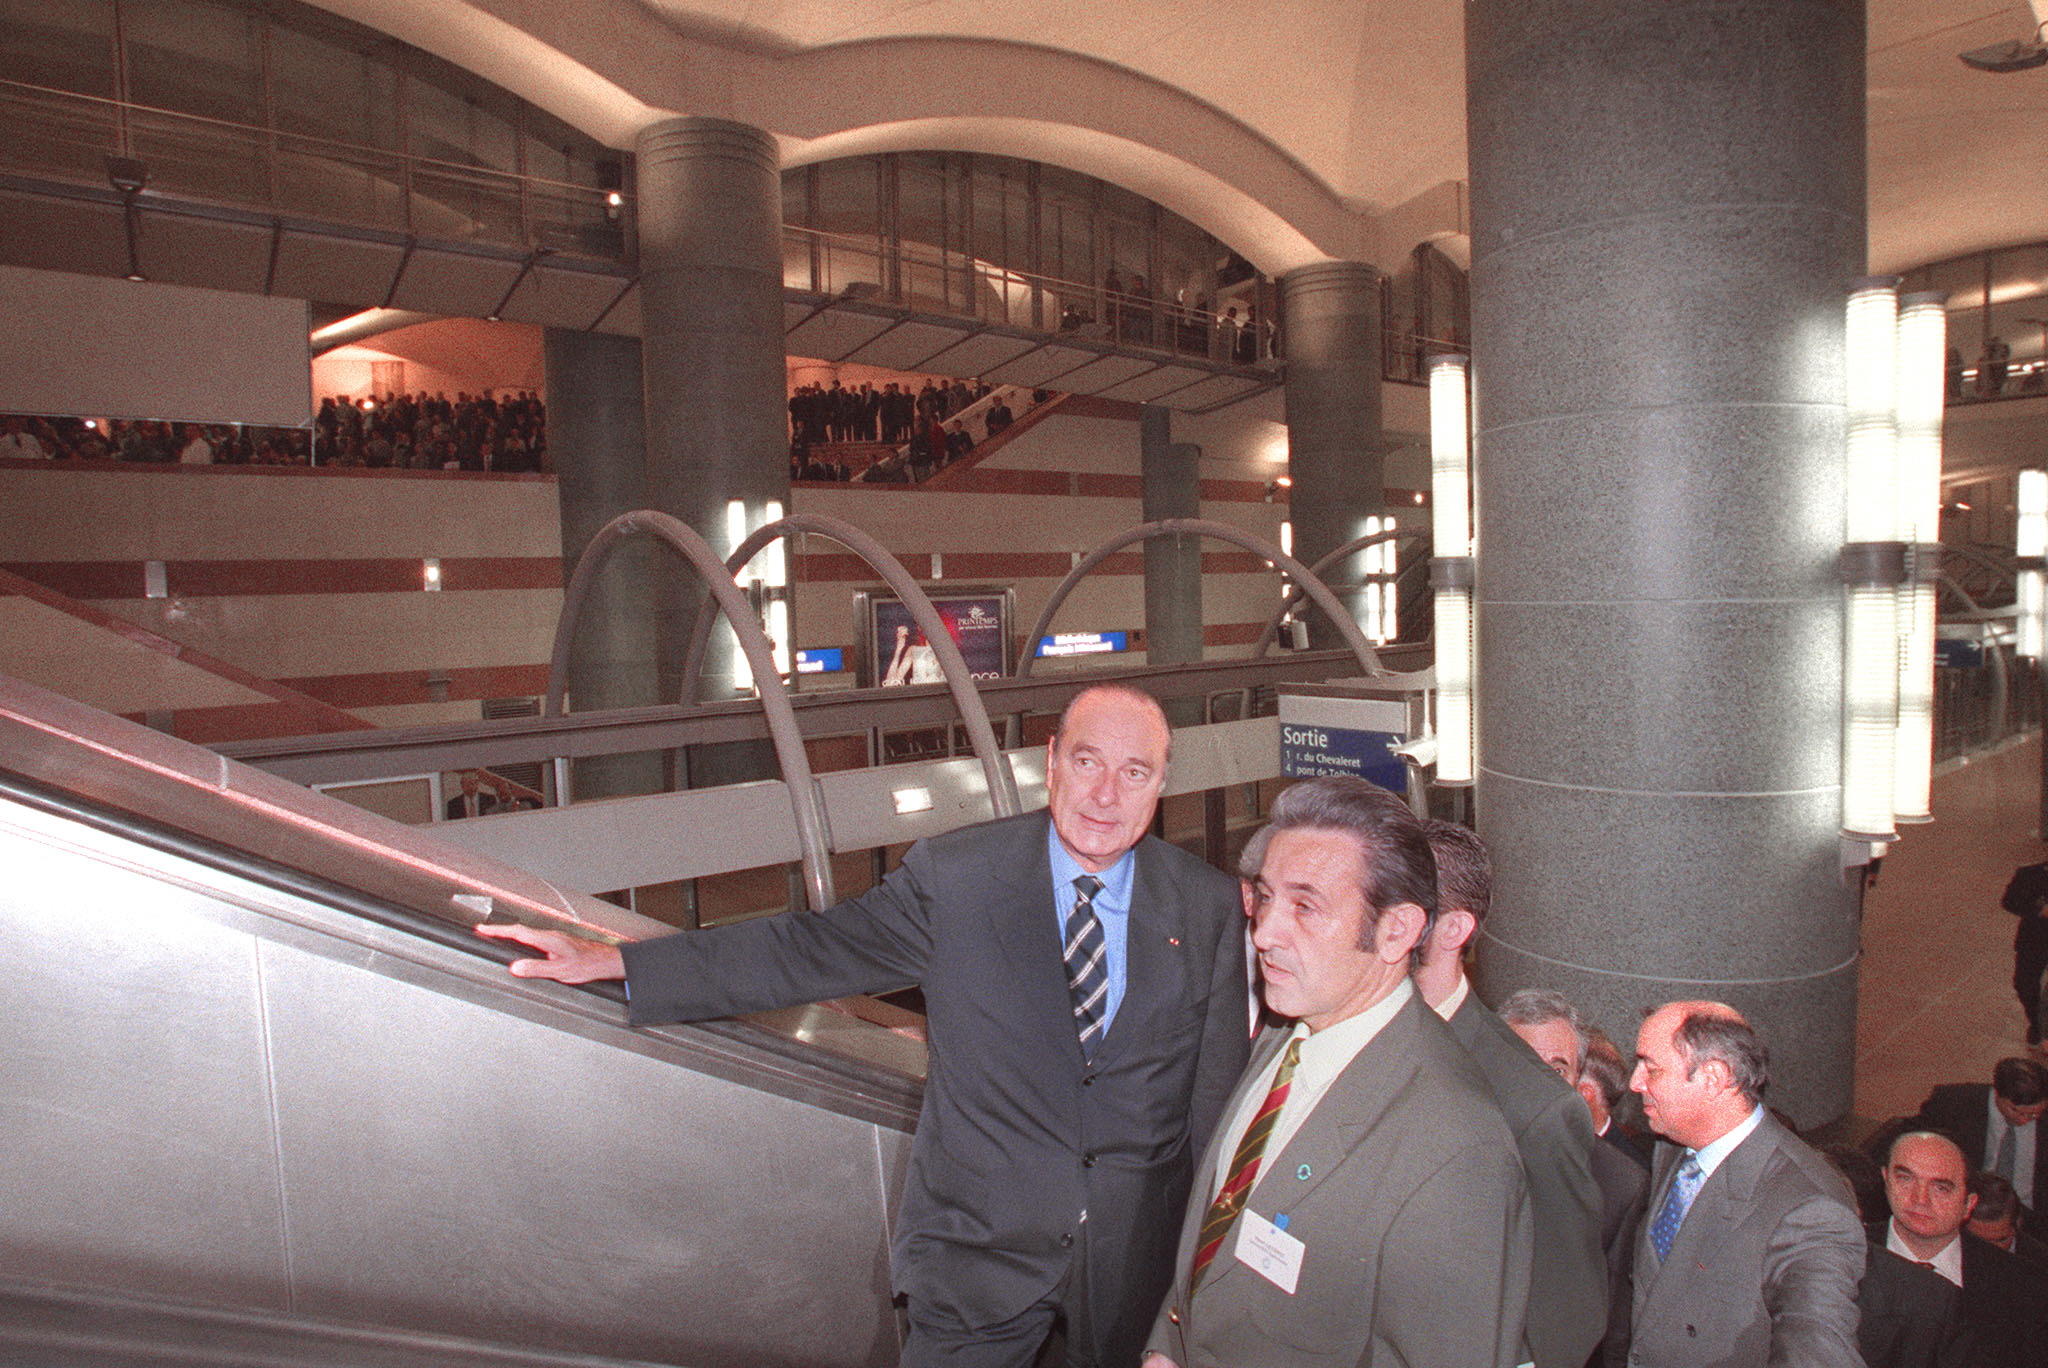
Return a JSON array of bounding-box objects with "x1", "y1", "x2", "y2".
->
[{"x1": 0, "y1": 673, "x2": 922, "y2": 1368}]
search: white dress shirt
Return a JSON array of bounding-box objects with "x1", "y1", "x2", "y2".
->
[
  {"x1": 1984, "y1": 1092, "x2": 2038, "y2": 1206},
  {"x1": 1886, "y1": 1221, "x2": 1964, "y2": 1287}
]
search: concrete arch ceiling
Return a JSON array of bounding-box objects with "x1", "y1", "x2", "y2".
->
[{"x1": 305, "y1": 0, "x2": 2046, "y2": 277}]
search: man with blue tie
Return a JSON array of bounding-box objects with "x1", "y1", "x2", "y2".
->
[
  {"x1": 1625, "y1": 1001, "x2": 1865, "y2": 1368},
  {"x1": 478, "y1": 685, "x2": 1249, "y2": 1368}
]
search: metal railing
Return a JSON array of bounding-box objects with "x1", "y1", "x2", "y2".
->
[{"x1": 0, "y1": 79, "x2": 627, "y2": 262}]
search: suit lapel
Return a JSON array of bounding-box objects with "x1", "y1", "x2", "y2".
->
[
  {"x1": 995, "y1": 814, "x2": 1083, "y2": 1060},
  {"x1": 1643, "y1": 1119, "x2": 1776, "y2": 1295},
  {"x1": 1191, "y1": 999, "x2": 1421, "y2": 1300}
]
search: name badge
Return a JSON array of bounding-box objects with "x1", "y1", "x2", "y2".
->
[{"x1": 1235, "y1": 1209, "x2": 1304, "y2": 1293}]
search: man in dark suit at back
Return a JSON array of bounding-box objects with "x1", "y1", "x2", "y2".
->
[
  {"x1": 1500, "y1": 988, "x2": 1646, "y2": 1368},
  {"x1": 478, "y1": 685, "x2": 1249, "y2": 1367},
  {"x1": 1909, "y1": 1057, "x2": 2048, "y2": 1217},
  {"x1": 1581, "y1": 1027, "x2": 1653, "y2": 1171},
  {"x1": 2000, "y1": 853, "x2": 2048, "y2": 1043},
  {"x1": 444, "y1": 769, "x2": 495, "y2": 820},
  {"x1": 1966, "y1": 1171, "x2": 2048, "y2": 1273},
  {"x1": 1818, "y1": 1143, "x2": 1965, "y2": 1368},
  {"x1": 1881, "y1": 1130, "x2": 2048, "y2": 1368},
  {"x1": 1416, "y1": 821, "x2": 1606, "y2": 1368}
]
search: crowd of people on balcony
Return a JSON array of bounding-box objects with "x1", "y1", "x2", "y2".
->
[
  {"x1": 314, "y1": 390, "x2": 548, "y2": 471},
  {"x1": 0, "y1": 390, "x2": 549, "y2": 472},
  {"x1": 1056, "y1": 269, "x2": 1275, "y2": 364},
  {"x1": 0, "y1": 413, "x2": 314, "y2": 465},
  {"x1": 787, "y1": 375, "x2": 993, "y2": 448}
]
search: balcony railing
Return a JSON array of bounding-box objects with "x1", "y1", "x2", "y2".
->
[{"x1": 0, "y1": 79, "x2": 627, "y2": 262}]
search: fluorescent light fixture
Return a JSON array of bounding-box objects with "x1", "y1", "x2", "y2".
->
[
  {"x1": 1429, "y1": 356, "x2": 1472, "y2": 557},
  {"x1": 144, "y1": 560, "x2": 167, "y2": 599},
  {"x1": 1893, "y1": 293, "x2": 1945, "y2": 824},
  {"x1": 1838, "y1": 281, "x2": 1904, "y2": 841},
  {"x1": 1841, "y1": 583, "x2": 1899, "y2": 840},
  {"x1": 2019, "y1": 468, "x2": 2047, "y2": 660},
  {"x1": 892, "y1": 787, "x2": 934, "y2": 815},
  {"x1": 1435, "y1": 588, "x2": 1474, "y2": 785},
  {"x1": 423, "y1": 558, "x2": 442, "y2": 591},
  {"x1": 1429, "y1": 353, "x2": 1475, "y2": 785},
  {"x1": 1844, "y1": 280, "x2": 1901, "y2": 544}
]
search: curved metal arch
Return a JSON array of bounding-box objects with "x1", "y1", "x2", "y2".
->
[
  {"x1": 1016, "y1": 519, "x2": 1430, "y2": 692},
  {"x1": 679, "y1": 513, "x2": 1021, "y2": 817},
  {"x1": 1247, "y1": 528, "x2": 1432, "y2": 660},
  {"x1": 543, "y1": 510, "x2": 837, "y2": 911},
  {"x1": 1941, "y1": 542, "x2": 2019, "y2": 605}
]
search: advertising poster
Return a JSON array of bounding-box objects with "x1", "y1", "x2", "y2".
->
[{"x1": 861, "y1": 588, "x2": 1014, "y2": 688}]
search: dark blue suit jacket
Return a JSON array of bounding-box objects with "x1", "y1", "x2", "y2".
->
[{"x1": 620, "y1": 810, "x2": 1249, "y2": 1360}]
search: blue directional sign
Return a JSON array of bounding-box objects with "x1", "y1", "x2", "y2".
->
[
  {"x1": 1934, "y1": 638, "x2": 1984, "y2": 669},
  {"x1": 795, "y1": 647, "x2": 845, "y2": 675},
  {"x1": 1035, "y1": 630, "x2": 1130, "y2": 658},
  {"x1": 1279, "y1": 723, "x2": 1408, "y2": 792}
]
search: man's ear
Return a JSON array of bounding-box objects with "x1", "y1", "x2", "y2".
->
[
  {"x1": 1576, "y1": 1077, "x2": 1601, "y2": 1111},
  {"x1": 1433, "y1": 907, "x2": 1478, "y2": 958},
  {"x1": 1376, "y1": 902, "x2": 1429, "y2": 965}
]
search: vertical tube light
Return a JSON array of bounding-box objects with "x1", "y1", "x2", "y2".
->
[
  {"x1": 763, "y1": 499, "x2": 791, "y2": 677},
  {"x1": 1840, "y1": 279, "x2": 1904, "y2": 841},
  {"x1": 2018, "y1": 469, "x2": 2047, "y2": 660},
  {"x1": 1429, "y1": 354, "x2": 1475, "y2": 786},
  {"x1": 1893, "y1": 293, "x2": 1946, "y2": 822}
]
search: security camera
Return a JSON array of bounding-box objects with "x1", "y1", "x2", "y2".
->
[
  {"x1": 1390, "y1": 735, "x2": 1438, "y2": 769},
  {"x1": 1960, "y1": 37, "x2": 2048, "y2": 72},
  {"x1": 105, "y1": 155, "x2": 149, "y2": 194}
]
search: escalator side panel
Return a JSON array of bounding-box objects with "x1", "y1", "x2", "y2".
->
[{"x1": 0, "y1": 798, "x2": 910, "y2": 1368}]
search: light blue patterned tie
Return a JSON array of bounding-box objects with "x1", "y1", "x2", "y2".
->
[
  {"x1": 1064, "y1": 876, "x2": 1110, "y2": 1058},
  {"x1": 1650, "y1": 1154, "x2": 1704, "y2": 1262}
]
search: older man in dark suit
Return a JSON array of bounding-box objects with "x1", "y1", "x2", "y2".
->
[
  {"x1": 1628, "y1": 1002, "x2": 1865, "y2": 1367},
  {"x1": 480, "y1": 685, "x2": 1248, "y2": 1368},
  {"x1": 1417, "y1": 820, "x2": 1606, "y2": 1368},
  {"x1": 1501, "y1": 988, "x2": 1647, "y2": 1368}
]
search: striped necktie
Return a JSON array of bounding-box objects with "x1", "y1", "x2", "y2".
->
[
  {"x1": 1064, "y1": 875, "x2": 1110, "y2": 1057},
  {"x1": 1190, "y1": 1035, "x2": 1304, "y2": 1289}
]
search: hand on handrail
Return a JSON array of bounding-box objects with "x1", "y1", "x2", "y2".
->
[{"x1": 475, "y1": 921, "x2": 626, "y2": 983}]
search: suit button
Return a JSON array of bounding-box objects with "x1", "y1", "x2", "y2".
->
[
  {"x1": 1082, "y1": 1153, "x2": 1096, "y2": 1167},
  {"x1": 1687, "y1": 1326, "x2": 1697, "y2": 1338},
  {"x1": 1060, "y1": 1234, "x2": 1074, "y2": 1248},
  {"x1": 1082, "y1": 1074, "x2": 1096, "y2": 1086}
]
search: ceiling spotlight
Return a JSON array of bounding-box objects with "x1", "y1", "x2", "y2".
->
[{"x1": 105, "y1": 155, "x2": 149, "y2": 194}]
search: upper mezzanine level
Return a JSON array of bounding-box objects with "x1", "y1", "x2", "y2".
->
[{"x1": 0, "y1": 0, "x2": 1467, "y2": 418}]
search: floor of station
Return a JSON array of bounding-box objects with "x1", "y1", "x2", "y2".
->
[{"x1": 1854, "y1": 732, "x2": 2046, "y2": 1129}]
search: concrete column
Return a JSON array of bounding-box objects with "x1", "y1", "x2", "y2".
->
[
  {"x1": 1141, "y1": 405, "x2": 1203, "y2": 726},
  {"x1": 635, "y1": 116, "x2": 789, "y2": 786},
  {"x1": 1280, "y1": 261, "x2": 1383, "y2": 648},
  {"x1": 544, "y1": 327, "x2": 662, "y2": 798},
  {"x1": 1467, "y1": 0, "x2": 1864, "y2": 1123}
]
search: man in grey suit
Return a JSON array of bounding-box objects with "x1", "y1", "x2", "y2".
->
[
  {"x1": 479, "y1": 685, "x2": 1249, "y2": 1368},
  {"x1": 1628, "y1": 1002, "x2": 1865, "y2": 1367},
  {"x1": 1145, "y1": 777, "x2": 1531, "y2": 1368},
  {"x1": 1418, "y1": 820, "x2": 1608, "y2": 1368},
  {"x1": 1501, "y1": 988, "x2": 1648, "y2": 1368}
]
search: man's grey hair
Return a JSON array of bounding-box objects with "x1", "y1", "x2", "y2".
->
[
  {"x1": 1053, "y1": 684, "x2": 1172, "y2": 763},
  {"x1": 1670, "y1": 1007, "x2": 1770, "y2": 1104},
  {"x1": 1238, "y1": 777, "x2": 1437, "y2": 954},
  {"x1": 1499, "y1": 987, "x2": 1588, "y2": 1076}
]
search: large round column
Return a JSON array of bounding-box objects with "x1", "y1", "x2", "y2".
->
[
  {"x1": 544, "y1": 326, "x2": 663, "y2": 798},
  {"x1": 635, "y1": 116, "x2": 790, "y2": 785},
  {"x1": 1467, "y1": 0, "x2": 1865, "y2": 1122},
  {"x1": 1280, "y1": 261, "x2": 1383, "y2": 647}
]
